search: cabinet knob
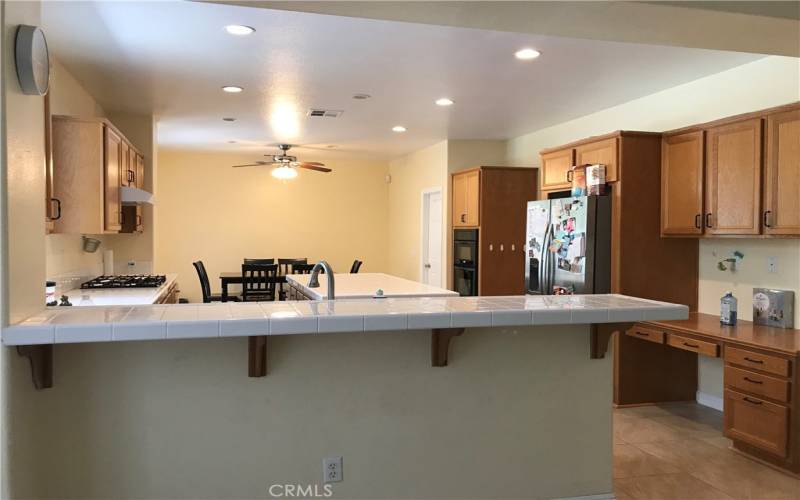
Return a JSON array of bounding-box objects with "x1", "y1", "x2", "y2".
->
[
  {"x1": 489, "y1": 244, "x2": 493, "y2": 251},
  {"x1": 511, "y1": 244, "x2": 516, "y2": 251},
  {"x1": 500, "y1": 244, "x2": 504, "y2": 251}
]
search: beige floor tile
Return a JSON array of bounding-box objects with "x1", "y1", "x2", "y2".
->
[
  {"x1": 651, "y1": 414, "x2": 723, "y2": 439},
  {"x1": 702, "y1": 435, "x2": 733, "y2": 451},
  {"x1": 614, "y1": 413, "x2": 696, "y2": 444},
  {"x1": 617, "y1": 404, "x2": 679, "y2": 418},
  {"x1": 635, "y1": 439, "x2": 800, "y2": 500},
  {"x1": 615, "y1": 473, "x2": 734, "y2": 500},
  {"x1": 614, "y1": 444, "x2": 681, "y2": 479}
]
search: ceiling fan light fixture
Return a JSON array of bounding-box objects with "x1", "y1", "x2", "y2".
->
[
  {"x1": 435, "y1": 98, "x2": 454, "y2": 106},
  {"x1": 515, "y1": 48, "x2": 541, "y2": 60},
  {"x1": 272, "y1": 165, "x2": 298, "y2": 179},
  {"x1": 392, "y1": 125, "x2": 407, "y2": 133}
]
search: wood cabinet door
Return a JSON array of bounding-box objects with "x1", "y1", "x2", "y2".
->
[
  {"x1": 764, "y1": 109, "x2": 800, "y2": 235},
  {"x1": 452, "y1": 173, "x2": 468, "y2": 226},
  {"x1": 705, "y1": 118, "x2": 763, "y2": 235},
  {"x1": 135, "y1": 153, "x2": 145, "y2": 190},
  {"x1": 661, "y1": 131, "x2": 704, "y2": 235},
  {"x1": 724, "y1": 389, "x2": 789, "y2": 458},
  {"x1": 540, "y1": 148, "x2": 573, "y2": 190},
  {"x1": 464, "y1": 170, "x2": 480, "y2": 226},
  {"x1": 575, "y1": 138, "x2": 618, "y2": 182},
  {"x1": 104, "y1": 126, "x2": 123, "y2": 232}
]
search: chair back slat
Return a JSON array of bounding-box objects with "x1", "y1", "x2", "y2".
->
[
  {"x1": 278, "y1": 258, "x2": 307, "y2": 276},
  {"x1": 349, "y1": 259, "x2": 363, "y2": 274},
  {"x1": 244, "y1": 258, "x2": 274, "y2": 265},
  {"x1": 291, "y1": 263, "x2": 315, "y2": 274}
]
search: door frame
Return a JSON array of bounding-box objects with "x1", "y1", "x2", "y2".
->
[{"x1": 420, "y1": 188, "x2": 444, "y2": 287}]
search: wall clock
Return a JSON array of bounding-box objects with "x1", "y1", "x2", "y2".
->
[{"x1": 15, "y1": 25, "x2": 50, "y2": 96}]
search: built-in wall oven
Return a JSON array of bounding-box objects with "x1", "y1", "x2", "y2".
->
[{"x1": 453, "y1": 229, "x2": 478, "y2": 296}]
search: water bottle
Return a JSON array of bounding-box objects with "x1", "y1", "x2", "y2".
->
[{"x1": 720, "y1": 291, "x2": 737, "y2": 326}]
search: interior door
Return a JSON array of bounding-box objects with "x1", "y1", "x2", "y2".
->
[
  {"x1": 705, "y1": 118, "x2": 763, "y2": 235},
  {"x1": 422, "y1": 190, "x2": 443, "y2": 286},
  {"x1": 661, "y1": 131, "x2": 705, "y2": 235},
  {"x1": 104, "y1": 126, "x2": 123, "y2": 232},
  {"x1": 764, "y1": 109, "x2": 800, "y2": 235}
]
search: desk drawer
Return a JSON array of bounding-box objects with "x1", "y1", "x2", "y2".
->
[
  {"x1": 666, "y1": 333, "x2": 719, "y2": 357},
  {"x1": 724, "y1": 365, "x2": 791, "y2": 403},
  {"x1": 625, "y1": 326, "x2": 665, "y2": 345},
  {"x1": 725, "y1": 346, "x2": 791, "y2": 377},
  {"x1": 724, "y1": 389, "x2": 789, "y2": 458}
]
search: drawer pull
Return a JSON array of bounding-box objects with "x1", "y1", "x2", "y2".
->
[
  {"x1": 683, "y1": 342, "x2": 700, "y2": 348},
  {"x1": 635, "y1": 331, "x2": 649, "y2": 337},
  {"x1": 743, "y1": 376, "x2": 763, "y2": 385},
  {"x1": 743, "y1": 357, "x2": 764, "y2": 364},
  {"x1": 743, "y1": 397, "x2": 763, "y2": 406}
]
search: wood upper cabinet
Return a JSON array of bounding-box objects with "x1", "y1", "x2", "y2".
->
[
  {"x1": 764, "y1": 109, "x2": 800, "y2": 235},
  {"x1": 661, "y1": 131, "x2": 704, "y2": 235},
  {"x1": 540, "y1": 148, "x2": 573, "y2": 190},
  {"x1": 705, "y1": 118, "x2": 763, "y2": 235},
  {"x1": 452, "y1": 169, "x2": 480, "y2": 227},
  {"x1": 135, "y1": 152, "x2": 145, "y2": 190},
  {"x1": 575, "y1": 138, "x2": 618, "y2": 182},
  {"x1": 104, "y1": 126, "x2": 123, "y2": 232}
]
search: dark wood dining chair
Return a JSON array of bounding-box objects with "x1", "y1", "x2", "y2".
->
[
  {"x1": 291, "y1": 263, "x2": 315, "y2": 274},
  {"x1": 193, "y1": 260, "x2": 240, "y2": 303},
  {"x1": 241, "y1": 263, "x2": 279, "y2": 302},
  {"x1": 244, "y1": 258, "x2": 275, "y2": 265},
  {"x1": 349, "y1": 260, "x2": 363, "y2": 273},
  {"x1": 278, "y1": 258, "x2": 307, "y2": 276}
]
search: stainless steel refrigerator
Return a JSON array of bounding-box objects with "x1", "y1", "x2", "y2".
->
[{"x1": 525, "y1": 195, "x2": 612, "y2": 295}]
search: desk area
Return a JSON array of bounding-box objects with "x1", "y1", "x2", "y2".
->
[{"x1": 620, "y1": 312, "x2": 800, "y2": 475}]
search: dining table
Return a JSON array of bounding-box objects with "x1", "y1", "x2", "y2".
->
[{"x1": 219, "y1": 272, "x2": 288, "y2": 301}]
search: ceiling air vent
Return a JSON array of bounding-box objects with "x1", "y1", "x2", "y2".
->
[{"x1": 307, "y1": 109, "x2": 344, "y2": 118}]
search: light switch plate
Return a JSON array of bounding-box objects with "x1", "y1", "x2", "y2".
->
[{"x1": 767, "y1": 256, "x2": 777, "y2": 273}]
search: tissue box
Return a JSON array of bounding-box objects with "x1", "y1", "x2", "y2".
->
[{"x1": 753, "y1": 288, "x2": 794, "y2": 328}]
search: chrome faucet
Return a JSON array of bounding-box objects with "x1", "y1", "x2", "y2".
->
[{"x1": 307, "y1": 260, "x2": 335, "y2": 300}]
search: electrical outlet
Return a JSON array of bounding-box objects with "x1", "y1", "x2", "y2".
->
[
  {"x1": 768, "y1": 256, "x2": 777, "y2": 273},
  {"x1": 322, "y1": 456, "x2": 343, "y2": 483}
]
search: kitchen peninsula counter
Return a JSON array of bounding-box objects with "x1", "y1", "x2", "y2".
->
[{"x1": 285, "y1": 272, "x2": 458, "y2": 300}]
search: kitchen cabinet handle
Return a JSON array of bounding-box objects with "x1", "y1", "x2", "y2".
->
[
  {"x1": 460, "y1": 214, "x2": 466, "y2": 223},
  {"x1": 683, "y1": 342, "x2": 699, "y2": 349},
  {"x1": 694, "y1": 214, "x2": 702, "y2": 229},
  {"x1": 743, "y1": 356, "x2": 764, "y2": 364},
  {"x1": 743, "y1": 376, "x2": 763, "y2": 385},
  {"x1": 566, "y1": 170, "x2": 573, "y2": 182},
  {"x1": 136, "y1": 214, "x2": 143, "y2": 227},
  {"x1": 742, "y1": 397, "x2": 763, "y2": 406},
  {"x1": 50, "y1": 198, "x2": 62, "y2": 221},
  {"x1": 763, "y1": 211, "x2": 771, "y2": 228},
  {"x1": 635, "y1": 331, "x2": 650, "y2": 337},
  {"x1": 705, "y1": 213, "x2": 712, "y2": 228}
]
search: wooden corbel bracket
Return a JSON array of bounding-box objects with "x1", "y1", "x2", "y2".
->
[
  {"x1": 248, "y1": 335, "x2": 268, "y2": 377},
  {"x1": 431, "y1": 328, "x2": 464, "y2": 367},
  {"x1": 590, "y1": 323, "x2": 633, "y2": 359},
  {"x1": 17, "y1": 344, "x2": 53, "y2": 389}
]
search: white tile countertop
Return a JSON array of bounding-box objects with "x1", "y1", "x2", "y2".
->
[
  {"x1": 285, "y1": 272, "x2": 458, "y2": 299},
  {"x1": 2, "y1": 294, "x2": 688, "y2": 346},
  {"x1": 58, "y1": 274, "x2": 179, "y2": 306}
]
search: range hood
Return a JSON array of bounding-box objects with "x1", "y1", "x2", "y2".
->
[{"x1": 121, "y1": 186, "x2": 156, "y2": 205}]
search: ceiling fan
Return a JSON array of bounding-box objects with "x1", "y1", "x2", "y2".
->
[{"x1": 231, "y1": 144, "x2": 332, "y2": 179}]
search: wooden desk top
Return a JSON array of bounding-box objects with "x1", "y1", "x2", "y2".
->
[{"x1": 645, "y1": 312, "x2": 800, "y2": 356}]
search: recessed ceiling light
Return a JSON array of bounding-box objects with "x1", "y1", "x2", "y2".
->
[
  {"x1": 228, "y1": 140, "x2": 237, "y2": 144},
  {"x1": 326, "y1": 145, "x2": 337, "y2": 148},
  {"x1": 435, "y1": 98, "x2": 454, "y2": 106},
  {"x1": 514, "y1": 48, "x2": 541, "y2": 60},
  {"x1": 225, "y1": 25, "x2": 255, "y2": 36},
  {"x1": 222, "y1": 86, "x2": 243, "y2": 93},
  {"x1": 352, "y1": 93, "x2": 371, "y2": 100},
  {"x1": 392, "y1": 126, "x2": 407, "y2": 133},
  {"x1": 222, "y1": 117, "x2": 237, "y2": 122}
]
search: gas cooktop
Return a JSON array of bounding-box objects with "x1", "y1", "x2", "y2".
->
[{"x1": 81, "y1": 275, "x2": 167, "y2": 289}]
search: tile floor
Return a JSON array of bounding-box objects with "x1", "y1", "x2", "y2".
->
[{"x1": 613, "y1": 403, "x2": 800, "y2": 500}]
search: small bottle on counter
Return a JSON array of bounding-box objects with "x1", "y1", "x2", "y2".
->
[{"x1": 720, "y1": 291, "x2": 737, "y2": 326}]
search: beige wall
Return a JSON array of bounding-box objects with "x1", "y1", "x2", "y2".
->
[
  {"x1": 6, "y1": 325, "x2": 613, "y2": 499},
  {"x1": 506, "y1": 55, "x2": 800, "y2": 404},
  {"x1": 156, "y1": 150, "x2": 389, "y2": 302},
  {"x1": 387, "y1": 141, "x2": 447, "y2": 283}
]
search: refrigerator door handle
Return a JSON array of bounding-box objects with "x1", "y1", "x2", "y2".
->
[
  {"x1": 538, "y1": 224, "x2": 548, "y2": 294},
  {"x1": 542, "y1": 224, "x2": 553, "y2": 294}
]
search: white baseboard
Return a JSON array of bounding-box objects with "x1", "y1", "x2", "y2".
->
[
  {"x1": 696, "y1": 391, "x2": 724, "y2": 411},
  {"x1": 553, "y1": 494, "x2": 615, "y2": 500}
]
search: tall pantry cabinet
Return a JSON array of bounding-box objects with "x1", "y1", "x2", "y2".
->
[{"x1": 451, "y1": 167, "x2": 538, "y2": 296}]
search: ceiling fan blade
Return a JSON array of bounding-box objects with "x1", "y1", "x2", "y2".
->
[
  {"x1": 302, "y1": 161, "x2": 326, "y2": 167},
  {"x1": 231, "y1": 161, "x2": 269, "y2": 168},
  {"x1": 298, "y1": 163, "x2": 332, "y2": 172}
]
